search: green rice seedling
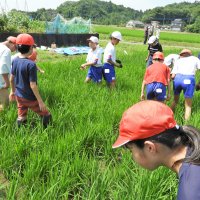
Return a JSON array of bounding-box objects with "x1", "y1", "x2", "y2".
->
[{"x1": 0, "y1": 30, "x2": 200, "y2": 199}]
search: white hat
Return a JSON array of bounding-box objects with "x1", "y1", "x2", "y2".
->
[
  {"x1": 111, "y1": 31, "x2": 122, "y2": 41},
  {"x1": 148, "y1": 36, "x2": 157, "y2": 44},
  {"x1": 87, "y1": 36, "x2": 99, "y2": 44}
]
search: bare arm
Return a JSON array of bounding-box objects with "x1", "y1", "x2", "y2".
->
[
  {"x1": 146, "y1": 52, "x2": 150, "y2": 62},
  {"x1": 141, "y1": 80, "x2": 146, "y2": 101},
  {"x1": 2, "y1": 74, "x2": 10, "y2": 89},
  {"x1": 80, "y1": 61, "x2": 97, "y2": 69},
  {"x1": 166, "y1": 79, "x2": 171, "y2": 101},
  {"x1": 107, "y1": 59, "x2": 121, "y2": 67},
  {"x1": 30, "y1": 82, "x2": 47, "y2": 111},
  {"x1": 9, "y1": 74, "x2": 16, "y2": 101}
]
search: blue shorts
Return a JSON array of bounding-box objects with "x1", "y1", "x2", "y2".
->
[
  {"x1": 146, "y1": 82, "x2": 166, "y2": 101},
  {"x1": 103, "y1": 63, "x2": 116, "y2": 83},
  {"x1": 87, "y1": 66, "x2": 103, "y2": 83},
  {"x1": 173, "y1": 74, "x2": 195, "y2": 98}
]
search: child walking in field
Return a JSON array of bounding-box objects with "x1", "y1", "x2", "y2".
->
[
  {"x1": 113, "y1": 100, "x2": 200, "y2": 200},
  {"x1": 141, "y1": 52, "x2": 170, "y2": 102},
  {"x1": 103, "y1": 31, "x2": 122, "y2": 88},
  {"x1": 12, "y1": 46, "x2": 44, "y2": 74},
  {"x1": 80, "y1": 36, "x2": 103, "y2": 83},
  {"x1": 171, "y1": 49, "x2": 200, "y2": 120},
  {"x1": 146, "y1": 36, "x2": 163, "y2": 67},
  {"x1": 9, "y1": 33, "x2": 51, "y2": 127}
]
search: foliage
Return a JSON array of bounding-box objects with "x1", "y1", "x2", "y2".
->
[
  {"x1": 0, "y1": 10, "x2": 45, "y2": 33},
  {"x1": 142, "y1": 1, "x2": 200, "y2": 33},
  {"x1": 41, "y1": 0, "x2": 142, "y2": 25}
]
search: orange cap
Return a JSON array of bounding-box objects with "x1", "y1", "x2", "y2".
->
[
  {"x1": 112, "y1": 100, "x2": 177, "y2": 148},
  {"x1": 28, "y1": 49, "x2": 37, "y2": 61},
  {"x1": 7, "y1": 36, "x2": 17, "y2": 44},
  {"x1": 16, "y1": 33, "x2": 35, "y2": 46},
  {"x1": 153, "y1": 52, "x2": 164, "y2": 60}
]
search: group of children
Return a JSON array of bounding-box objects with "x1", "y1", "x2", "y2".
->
[
  {"x1": 80, "y1": 31, "x2": 123, "y2": 88},
  {"x1": 142, "y1": 35, "x2": 200, "y2": 121},
  {"x1": 112, "y1": 34, "x2": 200, "y2": 200},
  {"x1": 1, "y1": 31, "x2": 200, "y2": 199},
  {"x1": 0, "y1": 34, "x2": 51, "y2": 127}
]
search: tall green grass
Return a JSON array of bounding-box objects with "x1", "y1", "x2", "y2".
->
[{"x1": 0, "y1": 31, "x2": 200, "y2": 199}]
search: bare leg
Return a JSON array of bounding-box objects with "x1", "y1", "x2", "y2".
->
[
  {"x1": 0, "y1": 89, "x2": 9, "y2": 111},
  {"x1": 108, "y1": 80, "x2": 116, "y2": 89},
  {"x1": 84, "y1": 77, "x2": 91, "y2": 83},
  {"x1": 185, "y1": 98, "x2": 192, "y2": 120},
  {"x1": 171, "y1": 95, "x2": 180, "y2": 112}
]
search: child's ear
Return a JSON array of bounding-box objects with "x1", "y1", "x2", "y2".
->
[{"x1": 144, "y1": 141, "x2": 157, "y2": 153}]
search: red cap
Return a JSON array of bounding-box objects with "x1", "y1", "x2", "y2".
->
[
  {"x1": 7, "y1": 36, "x2": 17, "y2": 44},
  {"x1": 153, "y1": 52, "x2": 164, "y2": 60},
  {"x1": 28, "y1": 49, "x2": 37, "y2": 61},
  {"x1": 112, "y1": 100, "x2": 177, "y2": 148},
  {"x1": 16, "y1": 33, "x2": 35, "y2": 46}
]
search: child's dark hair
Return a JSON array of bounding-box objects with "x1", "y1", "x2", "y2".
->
[
  {"x1": 129, "y1": 125, "x2": 200, "y2": 165},
  {"x1": 17, "y1": 45, "x2": 32, "y2": 54}
]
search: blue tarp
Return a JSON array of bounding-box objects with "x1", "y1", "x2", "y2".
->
[{"x1": 54, "y1": 46, "x2": 104, "y2": 55}]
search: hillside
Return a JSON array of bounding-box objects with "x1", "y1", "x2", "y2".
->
[{"x1": 7, "y1": 0, "x2": 200, "y2": 33}]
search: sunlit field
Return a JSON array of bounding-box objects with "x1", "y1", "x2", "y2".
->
[
  {"x1": 0, "y1": 25, "x2": 200, "y2": 199},
  {"x1": 94, "y1": 25, "x2": 200, "y2": 48}
]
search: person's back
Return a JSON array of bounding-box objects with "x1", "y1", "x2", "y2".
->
[
  {"x1": 141, "y1": 52, "x2": 170, "y2": 102},
  {"x1": 177, "y1": 155, "x2": 200, "y2": 200},
  {"x1": 10, "y1": 33, "x2": 51, "y2": 127},
  {"x1": 145, "y1": 62, "x2": 170, "y2": 85},
  {"x1": 172, "y1": 55, "x2": 200, "y2": 75},
  {"x1": 12, "y1": 57, "x2": 37, "y2": 100},
  {"x1": 0, "y1": 44, "x2": 11, "y2": 89}
]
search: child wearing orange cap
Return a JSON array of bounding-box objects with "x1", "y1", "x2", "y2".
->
[
  {"x1": 113, "y1": 100, "x2": 200, "y2": 200},
  {"x1": 12, "y1": 47, "x2": 44, "y2": 74},
  {"x1": 141, "y1": 52, "x2": 171, "y2": 102},
  {"x1": 9, "y1": 33, "x2": 51, "y2": 127},
  {"x1": 171, "y1": 49, "x2": 200, "y2": 120}
]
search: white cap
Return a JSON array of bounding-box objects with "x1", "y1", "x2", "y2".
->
[
  {"x1": 111, "y1": 31, "x2": 122, "y2": 41},
  {"x1": 87, "y1": 36, "x2": 99, "y2": 44},
  {"x1": 164, "y1": 57, "x2": 172, "y2": 66},
  {"x1": 148, "y1": 36, "x2": 157, "y2": 44}
]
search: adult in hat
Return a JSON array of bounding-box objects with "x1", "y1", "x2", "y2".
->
[
  {"x1": 80, "y1": 36, "x2": 103, "y2": 83},
  {"x1": 0, "y1": 36, "x2": 17, "y2": 110},
  {"x1": 10, "y1": 33, "x2": 51, "y2": 127},
  {"x1": 113, "y1": 100, "x2": 200, "y2": 199},
  {"x1": 146, "y1": 35, "x2": 163, "y2": 67},
  {"x1": 141, "y1": 52, "x2": 170, "y2": 102},
  {"x1": 171, "y1": 49, "x2": 200, "y2": 120}
]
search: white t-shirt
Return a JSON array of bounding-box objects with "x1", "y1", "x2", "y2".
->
[
  {"x1": 86, "y1": 47, "x2": 102, "y2": 67},
  {"x1": 0, "y1": 44, "x2": 11, "y2": 89},
  {"x1": 103, "y1": 42, "x2": 116, "y2": 63},
  {"x1": 171, "y1": 56, "x2": 200, "y2": 75},
  {"x1": 164, "y1": 54, "x2": 180, "y2": 67}
]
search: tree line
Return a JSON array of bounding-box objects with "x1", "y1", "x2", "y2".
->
[{"x1": 0, "y1": 0, "x2": 200, "y2": 33}]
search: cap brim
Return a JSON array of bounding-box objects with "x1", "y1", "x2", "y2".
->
[{"x1": 112, "y1": 135, "x2": 131, "y2": 149}]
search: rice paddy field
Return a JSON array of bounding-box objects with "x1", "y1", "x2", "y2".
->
[{"x1": 0, "y1": 25, "x2": 200, "y2": 199}]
